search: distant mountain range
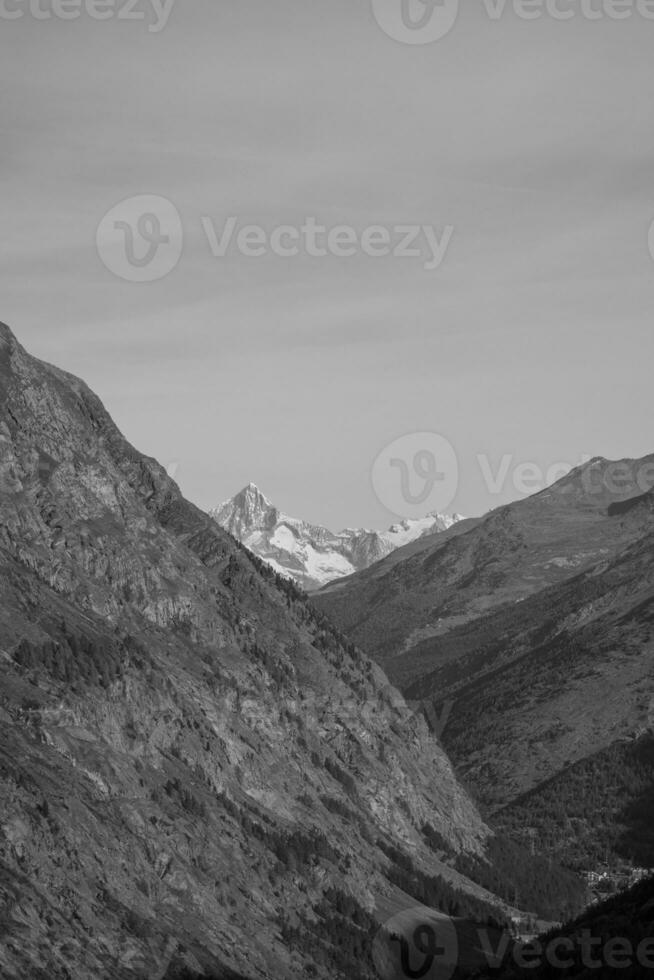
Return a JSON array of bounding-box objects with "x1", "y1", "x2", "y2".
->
[
  {"x1": 313, "y1": 455, "x2": 654, "y2": 870},
  {"x1": 210, "y1": 482, "x2": 462, "y2": 591}
]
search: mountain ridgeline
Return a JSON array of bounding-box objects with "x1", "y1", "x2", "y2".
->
[
  {"x1": 0, "y1": 322, "x2": 536, "y2": 980},
  {"x1": 312, "y1": 449, "x2": 654, "y2": 875},
  {"x1": 210, "y1": 483, "x2": 460, "y2": 591}
]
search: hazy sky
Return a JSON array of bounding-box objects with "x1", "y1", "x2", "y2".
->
[{"x1": 2, "y1": 0, "x2": 653, "y2": 530}]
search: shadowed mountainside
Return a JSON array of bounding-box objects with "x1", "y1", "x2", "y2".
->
[
  {"x1": 0, "y1": 323, "x2": 503, "y2": 980},
  {"x1": 313, "y1": 454, "x2": 654, "y2": 831},
  {"x1": 489, "y1": 874, "x2": 654, "y2": 980}
]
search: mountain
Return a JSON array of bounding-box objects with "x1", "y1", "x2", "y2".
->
[
  {"x1": 496, "y1": 732, "x2": 654, "y2": 874},
  {"x1": 0, "y1": 322, "x2": 512, "y2": 980},
  {"x1": 312, "y1": 457, "x2": 654, "y2": 860},
  {"x1": 313, "y1": 458, "x2": 654, "y2": 682},
  {"x1": 490, "y1": 874, "x2": 654, "y2": 980},
  {"x1": 209, "y1": 483, "x2": 461, "y2": 591}
]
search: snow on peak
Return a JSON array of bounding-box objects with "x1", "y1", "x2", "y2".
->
[
  {"x1": 209, "y1": 483, "x2": 278, "y2": 539},
  {"x1": 209, "y1": 485, "x2": 462, "y2": 592}
]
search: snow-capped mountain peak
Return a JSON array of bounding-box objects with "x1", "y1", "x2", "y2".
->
[
  {"x1": 212, "y1": 482, "x2": 278, "y2": 538},
  {"x1": 209, "y1": 486, "x2": 462, "y2": 591}
]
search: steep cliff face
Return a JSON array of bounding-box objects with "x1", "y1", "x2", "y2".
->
[{"x1": 0, "y1": 324, "x2": 493, "y2": 980}]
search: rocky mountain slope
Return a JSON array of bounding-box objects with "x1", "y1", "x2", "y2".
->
[
  {"x1": 312, "y1": 458, "x2": 654, "y2": 835},
  {"x1": 210, "y1": 484, "x2": 460, "y2": 591},
  {"x1": 0, "y1": 323, "x2": 502, "y2": 980}
]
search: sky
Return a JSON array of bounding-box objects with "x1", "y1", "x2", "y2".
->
[{"x1": 1, "y1": 0, "x2": 653, "y2": 530}]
